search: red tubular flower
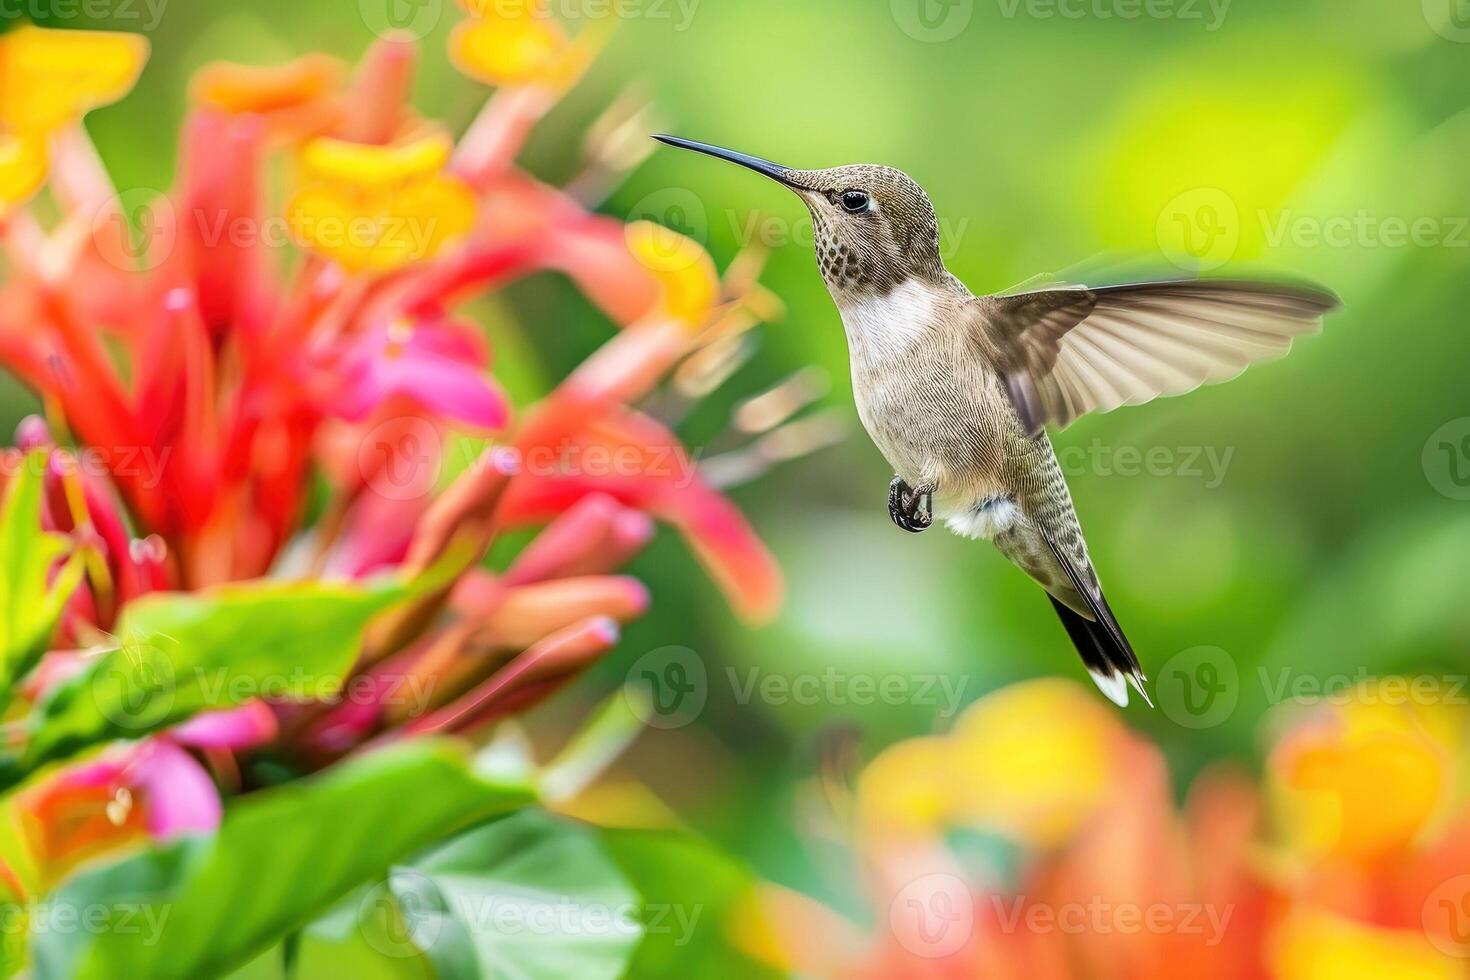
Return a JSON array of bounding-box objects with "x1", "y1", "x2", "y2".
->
[{"x1": 0, "y1": 12, "x2": 829, "y2": 868}]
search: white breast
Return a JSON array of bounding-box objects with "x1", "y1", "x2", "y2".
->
[{"x1": 837, "y1": 279, "x2": 943, "y2": 359}]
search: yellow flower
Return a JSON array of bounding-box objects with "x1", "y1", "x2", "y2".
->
[
  {"x1": 623, "y1": 221, "x2": 719, "y2": 328},
  {"x1": 856, "y1": 736, "x2": 953, "y2": 841},
  {"x1": 1270, "y1": 689, "x2": 1454, "y2": 863},
  {"x1": 0, "y1": 132, "x2": 49, "y2": 212},
  {"x1": 0, "y1": 25, "x2": 149, "y2": 134},
  {"x1": 855, "y1": 679, "x2": 1124, "y2": 850},
  {"x1": 948, "y1": 678, "x2": 1121, "y2": 848},
  {"x1": 450, "y1": 2, "x2": 610, "y2": 89},
  {"x1": 1271, "y1": 908, "x2": 1464, "y2": 980},
  {"x1": 285, "y1": 135, "x2": 475, "y2": 273}
]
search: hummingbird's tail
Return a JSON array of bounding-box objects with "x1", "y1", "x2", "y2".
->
[{"x1": 1047, "y1": 593, "x2": 1152, "y2": 709}]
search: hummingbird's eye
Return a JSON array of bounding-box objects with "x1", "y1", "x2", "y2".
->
[{"x1": 840, "y1": 190, "x2": 871, "y2": 214}]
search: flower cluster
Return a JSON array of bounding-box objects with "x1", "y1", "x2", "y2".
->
[
  {"x1": 0, "y1": 9, "x2": 829, "y2": 897},
  {"x1": 740, "y1": 678, "x2": 1470, "y2": 978}
]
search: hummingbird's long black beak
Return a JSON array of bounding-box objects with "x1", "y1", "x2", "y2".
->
[{"x1": 652, "y1": 135, "x2": 804, "y2": 189}]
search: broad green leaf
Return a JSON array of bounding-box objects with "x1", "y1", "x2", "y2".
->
[
  {"x1": 30, "y1": 740, "x2": 534, "y2": 980},
  {"x1": 0, "y1": 577, "x2": 409, "y2": 788},
  {"x1": 381, "y1": 810, "x2": 643, "y2": 980},
  {"x1": 0, "y1": 451, "x2": 84, "y2": 710},
  {"x1": 598, "y1": 828, "x2": 783, "y2": 980}
]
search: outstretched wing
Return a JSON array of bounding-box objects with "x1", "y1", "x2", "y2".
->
[{"x1": 976, "y1": 279, "x2": 1339, "y2": 436}]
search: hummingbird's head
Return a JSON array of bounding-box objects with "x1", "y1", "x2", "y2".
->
[{"x1": 653, "y1": 136, "x2": 946, "y2": 299}]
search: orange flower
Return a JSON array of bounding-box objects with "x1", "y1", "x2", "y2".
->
[{"x1": 190, "y1": 54, "x2": 345, "y2": 141}]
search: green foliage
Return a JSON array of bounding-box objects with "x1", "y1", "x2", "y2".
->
[
  {"x1": 0, "y1": 577, "x2": 409, "y2": 789},
  {"x1": 29, "y1": 741, "x2": 534, "y2": 980},
  {"x1": 373, "y1": 810, "x2": 644, "y2": 979},
  {"x1": 0, "y1": 452, "x2": 84, "y2": 711}
]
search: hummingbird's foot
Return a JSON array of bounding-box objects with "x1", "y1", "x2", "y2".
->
[{"x1": 888, "y1": 477, "x2": 934, "y2": 533}]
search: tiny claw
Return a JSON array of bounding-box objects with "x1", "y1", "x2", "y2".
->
[{"x1": 888, "y1": 476, "x2": 933, "y2": 533}]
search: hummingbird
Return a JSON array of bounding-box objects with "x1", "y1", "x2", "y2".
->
[{"x1": 652, "y1": 135, "x2": 1338, "y2": 707}]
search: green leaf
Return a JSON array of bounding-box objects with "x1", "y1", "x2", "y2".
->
[
  {"x1": 0, "y1": 577, "x2": 409, "y2": 787},
  {"x1": 380, "y1": 810, "x2": 644, "y2": 980},
  {"x1": 598, "y1": 828, "x2": 783, "y2": 980},
  {"x1": 30, "y1": 740, "x2": 534, "y2": 980},
  {"x1": 0, "y1": 451, "x2": 84, "y2": 710}
]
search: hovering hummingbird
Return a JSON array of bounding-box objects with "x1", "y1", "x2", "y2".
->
[{"x1": 652, "y1": 135, "x2": 1338, "y2": 707}]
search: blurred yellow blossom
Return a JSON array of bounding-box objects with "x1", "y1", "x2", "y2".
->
[
  {"x1": 1271, "y1": 908, "x2": 1464, "y2": 980},
  {"x1": 0, "y1": 25, "x2": 149, "y2": 134},
  {"x1": 623, "y1": 221, "x2": 720, "y2": 327},
  {"x1": 1270, "y1": 688, "x2": 1457, "y2": 863},
  {"x1": 857, "y1": 679, "x2": 1125, "y2": 850},
  {"x1": 0, "y1": 132, "x2": 48, "y2": 212},
  {"x1": 450, "y1": 1, "x2": 610, "y2": 89},
  {"x1": 286, "y1": 134, "x2": 475, "y2": 272}
]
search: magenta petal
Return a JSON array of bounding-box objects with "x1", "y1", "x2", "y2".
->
[
  {"x1": 134, "y1": 741, "x2": 222, "y2": 839},
  {"x1": 170, "y1": 701, "x2": 278, "y2": 750},
  {"x1": 368, "y1": 353, "x2": 510, "y2": 429}
]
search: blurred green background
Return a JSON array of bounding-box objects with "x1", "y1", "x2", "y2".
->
[{"x1": 6, "y1": 0, "x2": 1470, "y2": 924}]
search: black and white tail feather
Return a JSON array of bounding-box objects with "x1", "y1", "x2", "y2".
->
[
  {"x1": 1047, "y1": 594, "x2": 1150, "y2": 708},
  {"x1": 1041, "y1": 529, "x2": 1152, "y2": 708}
]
